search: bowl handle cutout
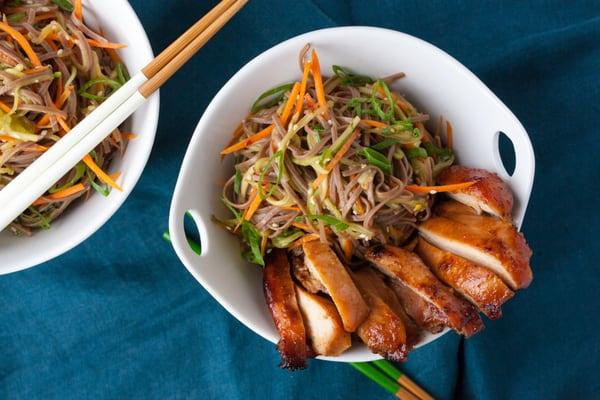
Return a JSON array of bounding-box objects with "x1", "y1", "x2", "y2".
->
[
  {"x1": 491, "y1": 125, "x2": 535, "y2": 226},
  {"x1": 169, "y1": 204, "x2": 208, "y2": 260}
]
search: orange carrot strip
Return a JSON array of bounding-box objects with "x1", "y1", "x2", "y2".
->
[
  {"x1": 221, "y1": 83, "x2": 299, "y2": 155},
  {"x1": 82, "y1": 154, "x2": 123, "y2": 192},
  {"x1": 74, "y1": 0, "x2": 83, "y2": 20},
  {"x1": 291, "y1": 221, "x2": 311, "y2": 231},
  {"x1": 221, "y1": 125, "x2": 274, "y2": 155},
  {"x1": 87, "y1": 39, "x2": 127, "y2": 49},
  {"x1": 0, "y1": 22, "x2": 41, "y2": 67},
  {"x1": 405, "y1": 181, "x2": 477, "y2": 194},
  {"x1": 243, "y1": 187, "x2": 263, "y2": 221},
  {"x1": 0, "y1": 134, "x2": 16, "y2": 142},
  {"x1": 354, "y1": 198, "x2": 365, "y2": 215},
  {"x1": 312, "y1": 128, "x2": 361, "y2": 189},
  {"x1": 34, "y1": 12, "x2": 55, "y2": 22},
  {"x1": 305, "y1": 93, "x2": 315, "y2": 109},
  {"x1": 123, "y1": 133, "x2": 138, "y2": 140},
  {"x1": 0, "y1": 100, "x2": 12, "y2": 113},
  {"x1": 56, "y1": 116, "x2": 71, "y2": 133},
  {"x1": 310, "y1": 49, "x2": 328, "y2": 117},
  {"x1": 361, "y1": 119, "x2": 387, "y2": 128},
  {"x1": 32, "y1": 183, "x2": 86, "y2": 206},
  {"x1": 446, "y1": 120, "x2": 453, "y2": 149},
  {"x1": 295, "y1": 60, "x2": 311, "y2": 117},
  {"x1": 280, "y1": 82, "x2": 300, "y2": 126}
]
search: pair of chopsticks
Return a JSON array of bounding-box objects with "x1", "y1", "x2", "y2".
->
[
  {"x1": 0, "y1": 0, "x2": 248, "y2": 231},
  {"x1": 161, "y1": 228, "x2": 433, "y2": 400},
  {"x1": 351, "y1": 360, "x2": 433, "y2": 400}
]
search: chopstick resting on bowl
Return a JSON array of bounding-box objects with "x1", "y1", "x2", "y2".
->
[
  {"x1": 160, "y1": 228, "x2": 434, "y2": 400},
  {"x1": 0, "y1": 0, "x2": 248, "y2": 232}
]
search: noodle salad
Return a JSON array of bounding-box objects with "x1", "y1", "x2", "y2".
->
[
  {"x1": 0, "y1": 0, "x2": 131, "y2": 236},
  {"x1": 218, "y1": 45, "x2": 472, "y2": 266}
]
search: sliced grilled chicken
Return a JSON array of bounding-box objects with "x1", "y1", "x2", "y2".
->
[
  {"x1": 417, "y1": 238, "x2": 514, "y2": 319},
  {"x1": 353, "y1": 268, "x2": 423, "y2": 348},
  {"x1": 365, "y1": 245, "x2": 484, "y2": 337},
  {"x1": 351, "y1": 270, "x2": 409, "y2": 361},
  {"x1": 419, "y1": 213, "x2": 533, "y2": 290},
  {"x1": 263, "y1": 249, "x2": 307, "y2": 370},
  {"x1": 390, "y1": 280, "x2": 447, "y2": 333},
  {"x1": 437, "y1": 165, "x2": 514, "y2": 220},
  {"x1": 303, "y1": 240, "x2": 369, "y2": 332},
  {"x1": 435, "y1": 199, "x2": 478, "y2": 216},
  {"x1": 289, "y1": 250, "x2": 327, "y2": 294},
  {"x1": 295, "y1": 286, "x2": 351, "y2": 356}
]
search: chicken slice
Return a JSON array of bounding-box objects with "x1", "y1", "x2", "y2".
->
[
  {"x1": 437, "y1": 165, "x2": 514, "y2": 220},
  {"x1": 365, "y1": 245, "x2": 484, "y2": 337},
  {"x1": 303, "y1": 240, "x2": 369, "y2": 332},
  {"x1": 435, "y1": 199, "x2": 478, "y2": 216},
  {"x1": 263, "y1": 249, "x2": 307, "y2": 370},
  {"x1": 352, "y1": 268, "x2": 423, "y2": 348},
  {"x1": 390, "y1": 280, "x2": 447, "y2": 334},
  {"x1": 295, "y1": 286, "x2": 352, "y2": 356},
  {"x1": 417, "y1": 237, "x2": 514, "y2": 319},
  {"x1": 351, "y1": 270, "x2": 408, "y2": 361},
  {"x1": 289, "y1": 250, "x2": 327, "y2": 294},
  {"x1": 419, "y1": 213, "x2": 533, "y2": 290}
]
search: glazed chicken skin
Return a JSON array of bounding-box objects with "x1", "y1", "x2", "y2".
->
[
  {"x1": 302, "y1": 240, "x2": 369, "y2": 332},
  {"x1": 419, "y1": 212, "x2": 533, "y2": 290},
  {"x1": 351, "y1": 270, "x2": 409, "y2": 361},
  {"x1": 437, "y1": 165, "x2": 514, "y2": 220},
  {"x1": 353, "y1": 268, "x2": 423, "y2": 348},
  {"x1": 365, "y1": 245, "x2": 484, "y2": 337},
  {"x1": 295, "y1": 286, "x2": 351, "y2": 356},
  {"x1": 389, "y1": 280, "x2": 447, "y2": 334},
  {"x1": 417, "y1": 237, "x2": 514, "y2": 319},
  {"x1": 263, "y1": 249, "x2": 308, "y2": 370}
]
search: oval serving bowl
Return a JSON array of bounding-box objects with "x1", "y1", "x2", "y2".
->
[
  {"x1": 0, "y1": 0, "x2": 160, "y2": 275},
  {"x1": 169, "y1": 27, "x2": 535, "y2": 362}
]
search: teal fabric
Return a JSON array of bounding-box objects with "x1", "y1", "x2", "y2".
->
[{"x1": 1, "y1": 1, "x2": 599, "y2": 399}]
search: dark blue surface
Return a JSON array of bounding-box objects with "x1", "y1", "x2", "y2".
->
[{"x1": 1, "y1": 1, "x2": 599, "y2": 399}]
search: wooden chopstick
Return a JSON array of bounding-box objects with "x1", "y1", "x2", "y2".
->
[
  {"x1": 139, "y1": 0, "x2": 248, "y2": 97},
  {"x1": 0, "y1": 0, "x2": 248, "y2": 231},
  {"x1": 373, "y1": 360, "x2": 434, "y2": 400},
  {"x1": 350, "y1": 363, "x2": 420, "y2": 400}
]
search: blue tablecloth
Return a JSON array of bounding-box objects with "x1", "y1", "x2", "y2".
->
[{"x1": 1, "y1": 1, "x2": 598, "y2": 399}]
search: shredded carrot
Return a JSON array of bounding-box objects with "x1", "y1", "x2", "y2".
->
[
  {"x1": 312, "y1": 128, "x2": 361, "y2": 189},
  {"x1": 74, "y1": 0, "x2": 83, "y2": 20},
  {"x1": 354, "y1": 199, "x2": 365, "y2": 215},
  {"x1": 341, "y1": 238, "x2": 353, "y2": 260},
  {"x1": 305, "y1": 93, "x2": 316, "y2": 109},
  {"x1": 37, "y1": 84, "x2": 72, "y2": 129},
  {"x1": 221, "y1": 125, "x2": 274, "y2": 155},
  {"x1": 32, "y1": 183, "x2": 86, "y2": 206},
  {"x1": 123, "y1": 132, "x2": 138, "y2": 140},
  {"x1": 295, "y1": 60, "x2": 311, "y2": 117},
  {"x1": 221, "y1": 83, "x2": 300, "y2": 155},
  {"x1": 405, "y1": 181, "x2": 477, "y2": 194},
  {"x1": 446, "y1": 120, "x2": 453, "y2": 149},
  {"x1": 106, "y1": 48, "x2": 122, "y2": 63},
  {"x1": 0, "y1": 22, "x2": 41, "y2": 67},
  {"x1": 87, "y1": 39, "x2": 127, "y2": 49},
  {"x1": 82, "y1": 154, "x2": 123, "y2": 192},
  {"x1": 280, "y1": 82, "x2": 300, "y2": 126},
  {"x1": 0, "y1": 100, "x2": 12, "y2": 113},
  {"x1": 56, "y1": 116, "x2": 71, "y2": 133},
  {"x1": 279, "y1": 205, "x2": 300, "y2": 212},
  {"x1": 310, "y1": 49, "x2": 328, "y2": 118},
  {"x1": 289, "y1": 233, "x2": 320, "y2": 249},
  {"x1": 0, "y1": 134, "x2": 16, "y2": 142},
  {"x1": 242, "y1": 187, "x2": 262, "y2": 221},
  {"x1": 292, "y1": 221, "x2": 311, "y2": 231},
  {"x1": 361, "y1": 119, "x2": 387, "y2": 128}
]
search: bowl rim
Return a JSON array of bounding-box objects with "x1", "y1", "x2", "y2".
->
[
  {"x1": 0, "y1": 0, "x2": 160, "y2": 275},
  {"x1": 170, "y1": 25, "x2": 535, "y2": 362}
]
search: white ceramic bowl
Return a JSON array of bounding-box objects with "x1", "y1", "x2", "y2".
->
[
  {"x1": 169, "y1": 27, "x2": 535, "y2": 362},
  {"x1": 0, "y1": 0, "x2": 160, "y2": 274}
]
